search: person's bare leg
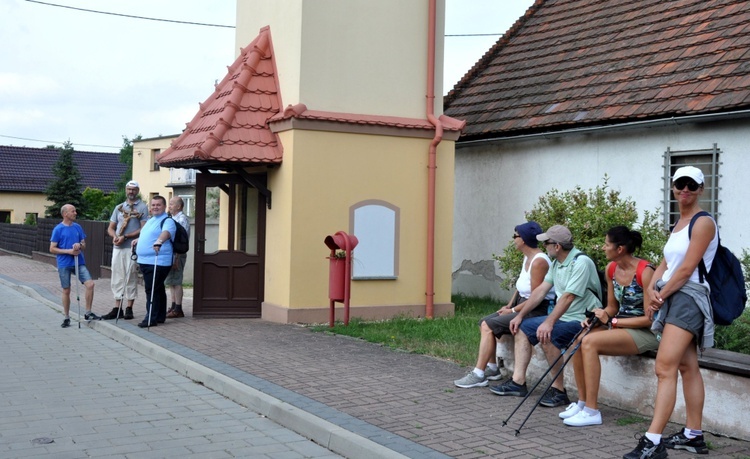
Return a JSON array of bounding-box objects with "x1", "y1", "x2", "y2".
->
[
  {"x1": 475, "y1": 321, "x2": 496, "y2": 370},
  {"x1": 542, "y1": 341, "x2": 565, "y2": 391},
  {"x1": 679, "y1": 341, "x2": 704, "y2": 430},
  {"x1": 648, "y1": 324, "x2": 694, "y2": 435},
  {"x1": 512, "y1": 331, "x2": 533, "y2": 384}
]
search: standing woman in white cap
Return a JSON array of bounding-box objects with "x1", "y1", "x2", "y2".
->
[
  {"x1": 624, "y1": 166, "x2": 718, "y2": 459},
  {"x1": 104, "y1": 180, "x2": 148, "y2": 320}
]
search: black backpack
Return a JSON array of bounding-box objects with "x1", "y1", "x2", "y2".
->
[
  {"x1": 160, "y1": 216, "x2": 190, "y2": 254},
  {"x1": 686, "y1": 211, "x2": 747, "y2": 325},
  {"x1": 572, "y1": 252, "x2": 608, "y2": 308}
]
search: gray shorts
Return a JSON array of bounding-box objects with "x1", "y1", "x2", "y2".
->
[
  {"x1": 480, "y1": 299, "x2": 550, "y2": 338},
  {"x1": 662, "y1": 290, "x2": 704, "y2": 344}
]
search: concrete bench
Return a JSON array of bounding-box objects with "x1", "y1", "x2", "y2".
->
[{"x1": 497, "y1": 340, "x2": 750, "y2": 440}]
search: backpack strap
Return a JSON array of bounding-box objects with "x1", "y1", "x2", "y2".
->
[
  {"x1": 687, "y1": 210, "x2": 713, "y2": 284},
  {"x1": 607, "y1": 259, "x2": 652, "y2": 288},
  {"x1": 635, "y1": 259, "x2": 654, "y2": 288},
  {"x1": 159, "y1": 216, "x2": 175, "y2": 242}
]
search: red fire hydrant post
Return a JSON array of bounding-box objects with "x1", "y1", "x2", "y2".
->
[{"x1": 324, "y1": 231, "x2": 358, "y2": 327}]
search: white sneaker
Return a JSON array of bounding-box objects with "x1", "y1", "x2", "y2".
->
[
  {"x1": 563, "y1": 410, "x2": 602, "y2": 427},
  {"x1": 558, "y1": 402, "x2": 581, "y2": 419}
]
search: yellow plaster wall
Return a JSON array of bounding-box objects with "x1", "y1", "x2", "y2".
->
[
  {"x1": 235, "y1": 0, "x2": 445, "y2": 118},
  {"x1": 132, "y1": 136, "x2": 178, "y2": 204},
  {"x1": 264, "y1": 129, "x2": 454, "y2": 311},
  {"x1": 0, "y1": 193, "x2": 48, "y2": 223}
]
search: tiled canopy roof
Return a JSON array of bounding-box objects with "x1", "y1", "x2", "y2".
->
[
  {"x1": 158, "y1": 27, "x2": 283, "y2": 169},
  {"x1": 444, "y1": 0, "x2": 750, "y2": 141},
  {"x1": 0, "y1": 145, "x2": 127, "y2": 193}
]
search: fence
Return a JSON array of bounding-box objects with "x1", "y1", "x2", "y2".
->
[{"x1": 0, "y1": 219, "x2": 111, "y2": 278}]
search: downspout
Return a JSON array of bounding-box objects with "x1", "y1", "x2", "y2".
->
[{"x1": 425, "y1": 0, "x2": 443, "y2": 319}]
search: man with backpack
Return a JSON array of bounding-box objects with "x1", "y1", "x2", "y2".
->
[
  {"x1": 165, "y1": 196, "x2": 190, "y2": 319},
  {"x1": 502, "y1": 225, "x2": 602, "y2": 408}
]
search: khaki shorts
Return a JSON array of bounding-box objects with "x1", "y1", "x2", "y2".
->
[
  {"x1": 623, "y1": 327, "x2": 660, "y2": 354},
  {"x1": 164, "y1": 253, "x2": 187, "y2": 286}
]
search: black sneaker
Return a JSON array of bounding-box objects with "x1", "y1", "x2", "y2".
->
[
  {"x1": 61, "y1": 318, "x2": 70, "y2": 328},
  {"x1": 663, "y1": 431, "x2": 708, "y2": 454},
  {"x1": 623, "y1": 435, "x2": 668, "y2": 459},
  {"x1": 137, "y1": 321, "x2": 157, "y2": 328},
  {"x1": 101, "y1": 308, "x2": 123, "y2": 320},
  {"x1": 84, "y1": 312, "x2": 101, "y2": 321},
  {"x1": 489, "y1": 378, "x2": 528, "y2": 396},
  {"x1": 539, "y1": 387, "x2": 570, "y2": 407},
  {"x1": 124, "y1": 307, "x2": 134, "y2": 320}
]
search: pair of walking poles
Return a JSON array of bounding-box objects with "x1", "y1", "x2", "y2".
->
[
  {"x1": 502, "y1": 315, "x2": 601, "y2": 436},
  {"x1": 113, "y1": 244, "x2": 158, "y2": 331}
]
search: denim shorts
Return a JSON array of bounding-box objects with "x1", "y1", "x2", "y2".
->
[
  {"x1": 520, "y1": 315, "x2": 582, "y2": 349},
  {"x1": 58, "y1": 265, "x2": 92, "y2": 289}
]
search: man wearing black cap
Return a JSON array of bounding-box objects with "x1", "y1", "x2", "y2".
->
[{"x1": 103, "y1": 180, "x2": 148, "y2": 320}]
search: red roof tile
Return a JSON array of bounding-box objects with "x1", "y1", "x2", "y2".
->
[
  {"x1": 158, "y1": 27, "x2": 283, "y2": 169},
  {"x1": 445, "y1": 0, "x2": 750, "y2": 141}
]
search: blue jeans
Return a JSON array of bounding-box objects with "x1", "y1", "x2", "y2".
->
[
  {"x1": 520, "y1": 315, "x2": 583, "y2": 350},
  {"x1": 58, "y1": 265, "x2": 92, "y2": 289}
]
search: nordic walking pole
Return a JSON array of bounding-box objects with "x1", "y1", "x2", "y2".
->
[
  {"x1": 501, "y1": 322, "x2": 590, "y2": 427},
  {"x1": 74, "y1": 255, "x2": 81, "y2": 329},
  {"x1": 147, "y1": 251, "x2": 158, "y2": 331},
  {"x1": 512, "y1": 317, "x2": 600, "y2": 436}
]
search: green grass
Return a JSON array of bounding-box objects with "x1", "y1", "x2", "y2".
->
[
  {"x1": 309, "y1": 295, "x2": 500, "y2": 366},
  {"x1": 310, "y1": 295, "x2": 750, "y2": 359},
  {"x1": 615, "y1": 415, "x2": 648, "y2": 426}
]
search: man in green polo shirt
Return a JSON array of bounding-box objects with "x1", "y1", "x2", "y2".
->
[{"x1": 505, "y1": 225, "x2": 601, "y2": 407}]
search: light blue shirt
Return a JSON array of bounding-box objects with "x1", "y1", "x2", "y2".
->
[{"x1": 136, "y1": 213, "x2": 175, "y2": 267}]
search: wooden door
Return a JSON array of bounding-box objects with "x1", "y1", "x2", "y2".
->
[{"x1": 193, "y1": 173, "x2": 266, "y2": 317}]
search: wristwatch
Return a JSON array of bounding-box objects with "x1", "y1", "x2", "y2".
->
[{"x1": 611, "y1": 317, "x2": 619, "y2": 329}]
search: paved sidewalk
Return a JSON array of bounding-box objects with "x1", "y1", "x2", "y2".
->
[
  {"x1": 1, "y1": 252, "x2": 749, "y2": 458},
  {"x1": 0, "y1": 282, "x2": 341, "y2": 459}
]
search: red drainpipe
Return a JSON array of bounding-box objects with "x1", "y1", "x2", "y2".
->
[{"x1": 425, "y1": 0, "x2": 443, "y2": 319}]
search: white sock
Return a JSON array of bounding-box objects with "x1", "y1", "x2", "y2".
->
[
  {"x1": 583, "y1": 406, "x2": 599, "y2": 415},
  {"x1": 684, "y1": 427, "x2": 701, "y2": 439},
  {"x1": 577, "y1": 400, "x2": 586, "y2": 410},
  {"x1": 487, "y1": 363, "x2": 498, "y2": 371},
  {"x1": 645, "y1": 432, "x2": 661, "y2": 445},
  {"x1": 472, "y1": 367, "x2": 484, "y2": 378}
]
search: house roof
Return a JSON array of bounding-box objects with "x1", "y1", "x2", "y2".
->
[
  {"x1": 0, "y1": 145, "x2": 127, "y2": 194},
  {"x1": 444, "y1": 0, "x2": 750, "y2": 141},
  {"x1": 158, "y1": 27, "x2": 283, "y2": 169}
]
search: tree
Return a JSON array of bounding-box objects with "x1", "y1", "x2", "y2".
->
[
  {"x1": 94, "y1": 135, "x2": 142, "y2": 221},
  {"x1": 493, "y1": 175, "x2": 668, "y2": 289},
  {"x1": 45, "y1": 141, "x2": 85, "y2": 218}
]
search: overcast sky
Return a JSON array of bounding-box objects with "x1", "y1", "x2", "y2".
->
[{"x1": 0, "y1": 0, "x2": 534, "y2": 152}]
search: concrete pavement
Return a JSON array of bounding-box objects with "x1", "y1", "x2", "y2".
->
[
  {"x1": 0, "y1": 281, "x2": 344, "y2": 459},
  {"x1": 1, "y1": 251, "x2": 749, "y2": 458}
]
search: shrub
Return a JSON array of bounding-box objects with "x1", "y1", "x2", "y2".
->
[{"x1": 493, "y1": 175, "x2": 667, "y2": 289}]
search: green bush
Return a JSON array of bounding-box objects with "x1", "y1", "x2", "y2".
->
[{"x1": 493, "y1": 175, "x2": 667, "y2": 289}]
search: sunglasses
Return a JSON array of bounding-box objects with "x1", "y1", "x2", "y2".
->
[
  {"x1": 673, "y1": 177, "x2": 701, "y2": 192},
  {"x1": 544, "y1": 240, "x2": 557, "y2": 246},
  {"x1": 512, "y1": 233, "x2": 520, "y2": 239}
]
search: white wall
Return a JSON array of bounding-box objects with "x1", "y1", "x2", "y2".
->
[{"x1": 452, "y1": 118, "x2": 750, "y2": 299}]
